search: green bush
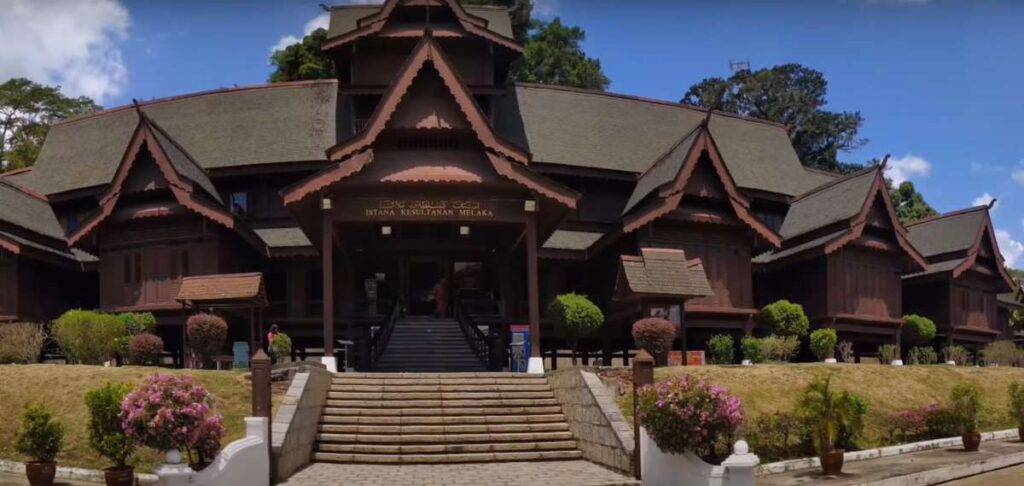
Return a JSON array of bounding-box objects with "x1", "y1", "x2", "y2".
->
[
  {"x1": 901, "y1": 314, "x2": 936, "y2": 347},
  {"x1": 942, "y1": 345, "x2": 970, "y2": 365},
  {"x1": 743, "y1": 411, "x2": 814, "y2": 463},
  {"x1": 762, "y1": 335, "x2": 800, "y2": 363},
  {"x1": 707, "y1": 334, "x2": 735, "y2": 365},
  {"x1": 85, "y1": 383, "x2": 135, "y2": 468},
  {"x1": 923, "y1": 405, "x2": 962, "y2": 438},
  {"x1": 270, "y1": 332, "x2": 293, "y2": 362},
  {"x1": 758, "y1": 300, "x2": 809, "y2": 337},
  {"x1": 980, "y1": 340, "x2": 1020, "y2": 367},
  {"x1": 117, "y1": 312, "x2": 156, "y2": 336},
  {"x1": 1009, "y1": 383, "x2": 1024, "y2": 426},
  {"x1": 0, "y1": 323, "x2": 45, "y2": 364},
  {"x1": 878, "y1": 344, "x2": 898, "y2": 364},
  {"x1": 799, "y1": 375, "x2": 867, "y2": 455},
  {"x1": 740, "y1": 336, "x2": 765, "y2": 364},
  {"x1": 14, "y1": 404, "x2": 65, "y2": 463},
  {"x1": 951, "y1": 383, "x2": 982, "y2": 434},
  {"x1": 907, "y1": 346, "x2": 937, "y2": 365},
  {"x1": 546, "y1": 293, "x2": 604, "y2": 365},
  {"x1": 52, "y1": 310, "x2": 126, "y2": 365},
  {"x1": 809, "y1": 328, "x2": 838, "y2": 361}
]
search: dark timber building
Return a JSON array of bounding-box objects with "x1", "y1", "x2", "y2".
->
[{"x1": 0, "y1": 0, "x2": 1019, "y2": 371}]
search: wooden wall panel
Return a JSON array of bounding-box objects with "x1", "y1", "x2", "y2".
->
[
  {"x1": 827, "y1": 248, "x2": 902, "y2": 319},
  {"x1": 759, "y1": 257, "x2": 828, "y2": 319},
  {"x1": 0, "y1": 252, "x2": 18, "y2": 318},
  {"x1": 951, "y1": 284, "x2": 998, "y2": 333},
  {"x1": 903, "y1": 281, "x2": 950, "y2": 332}
]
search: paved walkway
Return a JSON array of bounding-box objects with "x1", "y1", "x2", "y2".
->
[
  {"x1": 759, "y1": 438, "x2": 1024, "y2": 485},
  {"x1": 280, "y1": 460, "x2": 638, "y2": 486},
  {"x1": 945, "y1": 463, "x2": 1024, "y2": 485},
  {"x1": 0, "y1": 471, "x2": 96, "y2": 485}
]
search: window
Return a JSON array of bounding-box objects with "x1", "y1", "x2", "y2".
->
[
  {"x1": 229, "y1": 192, "x2": 248, "y2": 214},
  {"x1": 124, "y1": 252, "x2": 142, "y2": 284},
  {"x1": 66, "y1": 214, "x2": 79, "y2": 233}
]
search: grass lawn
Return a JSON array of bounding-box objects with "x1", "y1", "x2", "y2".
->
[
  {"x1": 613, "y1": 363, "x2": 1024, "y2": 447},
  {"x1": 0, "y1": 364, "x2": 267, "y2": 473}
]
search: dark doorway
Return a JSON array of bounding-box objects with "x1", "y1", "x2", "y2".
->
[{"x1": 405, "y1": 258, "x2": 447, "y2": 315}]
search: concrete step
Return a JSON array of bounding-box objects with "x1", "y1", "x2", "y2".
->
[
  {"x1": 312, "y1": 449, "x2": 583, "y2": 464},
  {"x1": 317, "y1": 422, "x2": 570, "y2": 435},
  {"x1": 321, "y1": 405, "x2": 565, "y2": 417},
  {"x1": 331, "y1": 384, "x2": 552, "y2": 393},
  {"x1": 317, "y1": 431, "x2": 575, "y2": 444},
  {"x1": 327, "y1": 391, "x2": 555, "y2": 400},
  {"x1": 331, "y1": 376, "x2": 549, "y2": 385},
  {"x1": 326, "y1": 398, "x2": 560, "y2": 408},
  {"x1": 319, "y1": 413, "x2": 567, "y2": 426},
  {"x1": 316, "y1": 440, "x2": 578, "y2": 455}
]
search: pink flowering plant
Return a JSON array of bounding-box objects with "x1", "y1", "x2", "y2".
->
[
  {"x1": 119, "y1": 374, "x2": 225, "y2": 466},
  {"x1": 636, "y1": 375, "x2": 743, "y2": 462}
]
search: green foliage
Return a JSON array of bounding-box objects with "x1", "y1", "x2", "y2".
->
[
  {"x1": 762, "y1": 335, "x2": 801, "y2": 363},
  {"x1": 631, "y1": 318, "x2": 677, "y2": 362},
  {"x1": 809, "y1": 328, "x2": 838, "y2": 361},
  {"x1": 52, "y1": 310, "x2": 126, "y2": 365},
  {"x1": 0, "y1": 78, "x2": 99, "y2": 170},
  {"x1": 878, "y1": 344, "x2": 898, "y2": 364},
  {"x1": 513, "y1": 18, "x2": 609, "y2": 90},
  {"x1": 907, "y1": 346, "x2": 938, "y2": 365},
  {"x1": 942, "y1": 345, "x2": 970, "y2": 366},
  {"x1": 706, "y1": 334, "x2": 735, "y2": 365},
  {"x1": 923, "y1": 405, "x2": 962, "y2": 438},
  {"x1": 681, "y1": 64, "x2": 865, "y2": 173},
  {"x1": 758, "y1": 300, "x2": 809, "y2": 337},
  {"x1": 901, "y1": 314, "x2": 936, "y2": 347},
  {"x1": 270, "y1": 332, "x2": 293, "y2": 362},
  {"x1": 85, "y1": 383, "x2": 135, "y2": 468},
  {"x1": 0, "y1": 322, "x2": 45, "y2": 364},
  {"x1": 889, "y1": 181, "x2": 937, "y2": 225},
  {"x1": 799, "y1": 375, "x2": 867, "y2": 455},
  {"x1": 14, "y1": 404, "x2": 65, "y2": 463},
  {"x1": 268, "y1": 28, "x2": 333, "y2": 83},
  {"x1": 980, "y1": 340, "x2": 1021, "y2": 367},
  {"x1": 1009, "y1": 383, "x2": 1024, "y2": 426},
  {"x1": 740, "y1": 335, "x2": 765, "y2": 364},
  {"x1": 1011, "y1": 309, "x2": 1024, "y2": 329},
  {"x1": 547, "y1": 293, "x2": 603, "y2": 344},
  {"x1": 117, "y1": 312, "x2": 156, "y2": 336},
  {"x1": 950, "y1": 384, "x2": 982, "y2": 433},
  {"x1": 743, "y1": 412, "x2": 814, "y2": 463}
]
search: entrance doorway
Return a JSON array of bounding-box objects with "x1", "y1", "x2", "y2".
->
[{"x1": 404, "y1": 258, "x2": 447, "y2": 316}]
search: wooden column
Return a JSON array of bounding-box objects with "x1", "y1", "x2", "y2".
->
[
  {"x1": 322, "y1": 211, "x2": 335, "y2": 357},
  {"x1": 525, "y1": 215, "x2": 541, "y2": 358},
  {"x1": 632, "y1": 350, "x2": 655, "y2": 480}
]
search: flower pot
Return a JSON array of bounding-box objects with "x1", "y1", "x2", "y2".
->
[
  {"x1": 962, "y1": 432, "x2": 982, "y2": 452},
  {"x1": 24, "y1": 461, "x2": 57, "y2": 486},
  {"x1": 819, "y1": 449, "x2": 845, "y2": 476},
  {"x1": 165, "y1": 449, "x2": 182, "y2": 464},
  {"x1": 103, "y1": 466, "x2": 134, "y2": 486}
]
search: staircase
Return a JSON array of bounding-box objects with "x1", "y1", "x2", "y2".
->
[
  {"x1": 313, "y1": 373, "x2": 583, "y2": 464},
  {"x1": 374, "y1": 317, "x2": 487, "y2": 372}
]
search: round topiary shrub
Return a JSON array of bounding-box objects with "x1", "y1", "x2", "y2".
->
[
  {"x1": 128, "y1": 333, "x2": 164, "y2": 365},
  {"x1": 901, "y1": 314, "x2": 936, "y2": 347},
  {"x1": 546, "y1": 293, "x2": 604, "y2": 365},
  {"x1": 52, "y1": 310, "x2": 126, "y2": 365},
  {"x1": 809, "y1": 328, "x2": 838, "y2": 361},
  {"x1": 631, "y1": 318, "x2": 677, "y2": 364},
  {"x1": 707, "y1": 334, "x2": 735, "y2": 365},
  {"x1": 740, "y1": 336, "x2": 765, "y2": 364},
  {"x1": 636, "y1": 375, "x2": 743, "y2": 462},
  {"x1": 758, "y1": 300, "x2": 809, "y2": 337},
  {"x1": 187, "y1": 313, "x2": 228, "y2": 368},
  {"x1": 269, "y1": 332, "x2": 293, "y2": 363}
]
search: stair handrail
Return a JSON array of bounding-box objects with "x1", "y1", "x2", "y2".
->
[
  {"x1": 454, "y1": 300, "x2": 491, "y2": 368},
  {"x1": 369, "y1": 300, "x2": 401, "y2": 369}
]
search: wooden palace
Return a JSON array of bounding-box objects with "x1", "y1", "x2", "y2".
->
[{"x1": 0, "y1": 0, "x2": 1019, "y2": 371}]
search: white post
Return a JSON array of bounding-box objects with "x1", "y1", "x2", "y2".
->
[{"x1": 721, "y1": 440, "x2": 759, "y2": 486}]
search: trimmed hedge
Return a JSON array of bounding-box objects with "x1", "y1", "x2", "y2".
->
[
  {"x1": 707, "y1": 334, "x2": 735, "y2": 365},
  {"x1": 901, "y1": 314, "x2": 936, "y2": 347},
  {"x1": 52, "y1": 310, "x2": 126, "y2": 365},
  {"x1": 631, "y1": 318, "x2": 677, "y2": 361},
  {"x1": 0, "y1": 323, "x2": 46, "y2": 364},
  {"x1": 809, "y1": 328, "x2": 838, "y2": 361},
  {"x1": 758, "y1": 300, "x2": 809, "y2": 337}
]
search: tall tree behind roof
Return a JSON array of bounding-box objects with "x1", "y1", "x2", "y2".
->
[
  {"x1": 889, "y1": 180, "x2": 937, "y2": 225},
  {"x1": 0, "y1": 78, "x2": 100, "y2": 171},
  {"x1": 268, "y1": 28, "x2": 333, "y2": 83},
  {"x1": 682, "y1": 64, "x2": 864, "y2": 173}
]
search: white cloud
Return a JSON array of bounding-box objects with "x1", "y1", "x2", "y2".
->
[
  {"x1": 884, "y1": 153, "x2": 932, "y2": 186},
  {"x1": 1012, "y1": 169, "x2": 1024, "y2": 185},
  {"x1": 996, "y1": 229, "x2": 1024, "y2": 268},
  {"x1": 271, "y1": 12, "x2": 330, "y2": 54},
  {"x1": 533, "y1": 0, "x2": 560, "y2": 17},
  {"x1": 0, "y1": 0, "x2": 130, "y2": 104},
  {"x1": 972, "y1": 192, "x2": 997, "y2": 211}
]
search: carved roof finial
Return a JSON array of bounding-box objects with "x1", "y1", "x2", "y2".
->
[{"x1": 879, "y1": 153, "x2": 890, "y2": 170}]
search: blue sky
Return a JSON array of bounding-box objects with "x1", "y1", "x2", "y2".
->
[{"x1": 2, "y1": 0, "x2": 1022, "y2": 266}]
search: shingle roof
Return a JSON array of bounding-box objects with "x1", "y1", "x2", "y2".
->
[
  {"x1": 18, "y1": 81, "x2": 337, "y2": 196},
  {"x1": 542, "y1": 229, "x2": 604, "y2": 251},
  {"x1": 327, "y1": 5, "x2": 513, "y2": 40},
  {"x1": 0, "y1": 179, "x2": 64, "y2": 241},
  {"x1": 620, "y1": 248, "x2": 713, "y2": 298},
  {"x1": 622, "y1": 128, "x2": 701, "y2": 215},
  {"x1": 176, "y1": 272, "x2": 265, "y2": 303},
  {"x1": 778, "y1": 168, "x2": 877, "y2": 240},
  {"x1": 254, "y1": 227, "x2": 313, "y2": 248},
  {"x1": 147, "y1": 117, "x2": 222, "y2": 203},
  {"x1": 905, "y1": 207, "x2": 988, "y2": 258},
  {"x1": 751, "y1": 230, "x2": 848, "y2": 264},
  {"x1": 496, "y1": 84, "x2": 825, "y2": 197}
]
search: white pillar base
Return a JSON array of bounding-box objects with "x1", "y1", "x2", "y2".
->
[
  {"x1": 527, "y1": 356, "x2": 545, "y2": 374},
  {"x1": 321, "y1": 356, "x2": 338, "y2": 373},
  {"x1": 891, "y1": 359, "x2": 904, "y2": 366},
  {"x1": 824, "y1": 358, "x2": 837, "y2": 364},
  {"x1": 741, "y1": 359, "x2": 752, "y2": 366},
  {"x1": 946, "y1": 360, "x2": 957, "y2": 366}
]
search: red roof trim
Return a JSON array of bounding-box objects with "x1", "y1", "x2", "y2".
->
[
  {"x1": 0, "y1": 177, "x2": 48, "y2": 203},
  {"x1": 0, "y1": 234, "x2": 20, "y2": 255},
  {"x1": 485, "y1": 153, "x2": 578, "y2": 208},
  {"x1": 953, "y1": 214, "x2": 1017, "y2": 289},
  {"x1": 903, "y1": 205, "x2": 989, "y2": 228},
  {"x1": 281, "y1": 150, "x2": 375, "y2": 206}
]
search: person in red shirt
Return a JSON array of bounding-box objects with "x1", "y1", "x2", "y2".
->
[{"x1": 266, "y1": 324, "x2": 279, "y2": 349}]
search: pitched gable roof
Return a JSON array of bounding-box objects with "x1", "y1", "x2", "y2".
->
[
  {"x1": 905, "y1": 205, "x2": 1016, "y2": 288},
  {"x1": 0, "y1": 178, "x2": 64, "y2": 242},
  {"x1": 616, "y1": 248, "x2": 713, "y2": 298},
  {"x1": 620, "y1": 123, "x2": 782, "y2": 247},
  {"x1": 779, "y1": 167, "x2": 877, "y2": 239}
]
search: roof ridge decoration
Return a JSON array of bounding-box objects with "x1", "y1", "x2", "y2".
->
[
  {"x1": 286, "y1": 34, "x2": 578, "y2": 208},
  {"x1": 67, "y1": 106, "x2": 265, "y2": 253},
  {"x1": 621, "y1": 123, "x2": 783, "y2": 248},
  {"x1": 323, "y1": 0, "x2": 522, "y2": 53}
]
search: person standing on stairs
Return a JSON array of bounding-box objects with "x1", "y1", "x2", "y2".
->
[{"x1": 432, "y1": 277, "x2": 448, "y2": 318}]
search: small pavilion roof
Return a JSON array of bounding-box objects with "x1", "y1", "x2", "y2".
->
[
  {"x1": 176, "y1": 272, "x2": 267, "y2": 306},
  {"x1": 617, "y1": 248, "x2": 713, "y2": 298}
]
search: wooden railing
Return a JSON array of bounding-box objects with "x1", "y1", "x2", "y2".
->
[
  {"x1": 366, "y1": 301, "x2": 401, "y2": 370},
  {"x1": 455, "y1": 301, "x2": 502, "y2": 370}
]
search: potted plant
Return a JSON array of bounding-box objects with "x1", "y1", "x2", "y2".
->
[
  {"x1": 14, "y1": 404, "x2": 65, "y2": 486},
  {"x1": 85, "y1": 383, "x2": 136, "y2": 485},
  {"x1": 810, "y1": 328, "x2": 838, "y2": 363},
  {"x1": 951, "y1": 383, "x2": 982, "y2": 451},
  {"x1": 1010, "y1": 383, "x2": 1024, "y2": 442},
  {"x1": 800, "y1": 374, "x2": 866, "y2": 476}
]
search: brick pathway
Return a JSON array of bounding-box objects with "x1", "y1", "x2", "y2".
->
[{"x1": 279, "y1": 460, "x2": 638, "y2": 486}]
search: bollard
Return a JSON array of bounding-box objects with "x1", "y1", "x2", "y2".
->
[
  {"x1": 721, "y1": 440, "x2": 759, "y2": 486},
  {"x1": 251, "y1": 349, "x2": 273, "y2": 482},
  {"x1": 632, "y1": 349, "x2": 655, "y2": 480}
]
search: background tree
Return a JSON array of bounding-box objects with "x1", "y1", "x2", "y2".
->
[
  {"x1": 889, "y1": 180, "x2": 937, "y2": 224},
  {"x1": 0, "y1": 78, "x2": 99, "y2": 170},
  {"x1": 682, "y1": 64, "x2": 864, "y2": 173},
  {"x1": 268, "y1": 28, "x2": 333, "y2": 83}
]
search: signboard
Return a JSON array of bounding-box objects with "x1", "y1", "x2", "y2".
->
[
  {"x1": 668, "y1": 351, "x2": 683, "y2": 366},
  {"x1": 686, "y1": 350, "x2": 705, "y2": 367},
  {"x1": 232, "y1": 341, "x2": 249, "y2": 369},
  {"x1": 363, "y1": 199, "x2": 495, "y2": 219},
  {"x1": 509, "y1": 324, "x2": 531, "y2": 373}
]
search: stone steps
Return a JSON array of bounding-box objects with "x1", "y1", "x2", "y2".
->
[{"x1": 314, "y1": 372, "x2": 580, "y2": 464}]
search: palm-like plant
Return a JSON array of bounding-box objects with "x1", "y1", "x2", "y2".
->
[{"x1": 800, "y1": 374, "x2": 866, "y2": 455}]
